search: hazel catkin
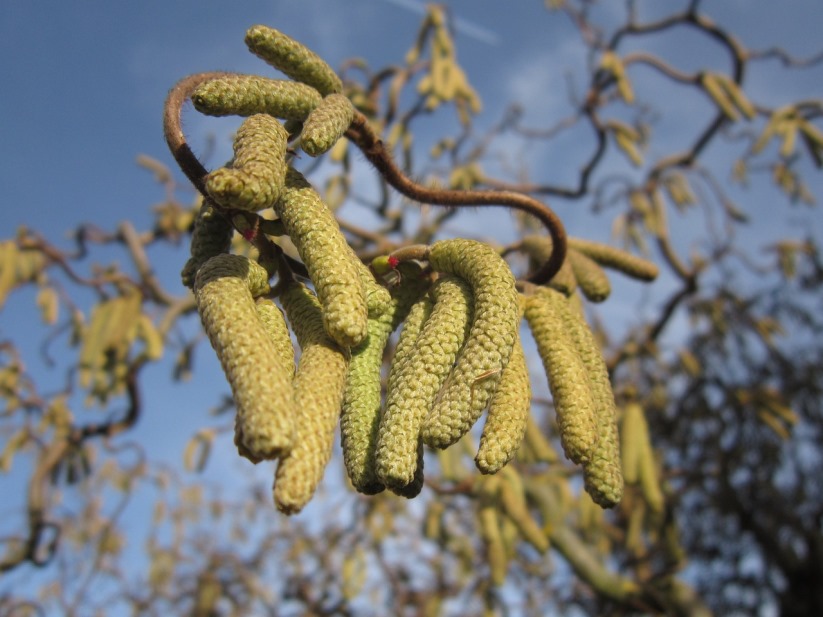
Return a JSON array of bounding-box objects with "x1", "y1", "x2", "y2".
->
[
  {"x1": 421, "y1": 239, "x2": 520, "y2": 449},
  {"x1": 205, "y1": 114, "x2": 289, "y2": 211},
  {"x1": 192, "y1": 74, "x2": 322, "y2": 121},
  {"x1": 376, "y1": 275, "x2": 474, "y2": 490},
  {"x1": 274, "y1": 282, "x2": 350, "y2": 514},
  {"x1": 274, "y1": 168, "x2": 368, "y2": 348},
  {"x1": 181, "y1": 200, "x2": 233, "y2": 289},
  {"x1": 475, "y1": 331, "x2": 531, "y2": 475},
  {"x1": 300, "y1": 93, "x2": 356, "y2": 157},
  {"x1": 524, "y1": 288, "x2": 599, "y2": 465},
  {"x1": 194, "y1": 255, "x2": 295, "y2": 462},
  {"x1": 245, "y1": 25, "x2": 343, "y2": 97}
]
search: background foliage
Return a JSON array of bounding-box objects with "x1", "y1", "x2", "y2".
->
[{"x1": 1, "y1": 1, "x2": 822, "y2": 615}]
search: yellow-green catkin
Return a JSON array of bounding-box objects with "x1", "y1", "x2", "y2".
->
[
  {"x1": 274, "y1": 168, "x2": 368, "y2": 347},
  {"x1": 205, "y1": 114, "x2": 288, "y2": 211},
  {"x1": 194, "y1": 255, "x2": 295, "y2": 461},
  {"x1": 340, "y1": 265, "x2": 431, "y2": 494},
  {"x1": 245, "y1": 25, "x2": 343, "y2": 97},
  {"x1": 551, "y1": 288, "x2": 623, "y2": 508},
  {"x1": 376, "y1": 275, "x2": 474, "y2": 490},
  {"x1": 191, "y1": 74, "x2": 322, "y2": 121},
  {"x1": 567, "y1": 248, "x2": 611, "y2": 302},
  {"x1": 234, "y1": 298, "x2": 296, "y2": 463},
  {"x1": 520, "y1": 235, "x2": 577, "y2": 295},
  {"x1": 477, "y1": 475, "x2": 508, "y2": 586},
  {"x1": 568, "y1": 238, "x2": 659, "y2": 281},
  {"x1": 421, "y1": 239, "x2": 520, "y2": 449},
  {"x1": 475, "y1": 331, "x2": 531, "y2": 474},
  {"x1": 524, "y1": 288, "x2": 599, "y2": 465},
  {"x1": 181, "y1": 200, "x2": 233, "y2": 289},
  {"x1": 300, "y1": 93, "x2": 355, "y2": 157},
  {"x1": 274, "y1": 282, "x2": 350, "y2": 514}
]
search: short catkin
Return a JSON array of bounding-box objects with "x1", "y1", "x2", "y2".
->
[
  {"x1": 300, "y1": 93, "x2": 356, "y2": 157},
  {"x1": 206, "y1": 114, "x2": 289, "y2": 211},
  {"x1": 524, "y1": 287, "x2": 599, "y2": 465},
  {"x1": 567, "y1": 248, "x2": 611, "y2": 302},
  {"x1": 191, "y1": 74, "x2": 322, "y2": 121},
  {"x1": 181, "y1": 200, "x2": 234, "y2": 289},
  {"x1": 274, "y1": 168, "x2": 368, "y2": 348},
  {"x1": 275, "y1": 282, "x2": 350, "y2": 514},
  {"x1": 421, "y1": 239, "x2": 520, "y2": 449},
  {"x1": 340, "y1": 267, "x2": 430, "y2": 494},
  {"x1": 567, "y1": 237, "x2": 659, "y2": 281},
  {"x1": 194, "y1": 255, "x2": 295, "y2": 461},
  {"x1": 376, "y1": 275, "x2": 473, "y2": 490},
  {"x1": 245, "y1": 25, "x2": 343, "y2": 96},
  {"x1": 475, "y1": 330, "x2": 531, "y2": 474},
  {"x1": 520, "y1": 235, "x2": 577, "y2": 295}
]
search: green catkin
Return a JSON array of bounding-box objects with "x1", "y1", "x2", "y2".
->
[
  {"x1": 340, "y1": 265, "x2": 431, "y2": 494},
  {"x1": 520, "y1": 235, "x2": 577, "y2": 295},
  {"x1": 376, "y1": 275, "x2": 474, "y2": 490},
  {"x1": 421, "y1": 239, "x2": 520, "y2": 449},
  {"x1": 300, "y1": 93, "x2": 356, "y2": 157},
  {"x1": 194, "y1": 255, "x2": 295, "y2": 461},
  {"x1": 567, "y1": 248, "x2": 611, "y2": 302},
  {"x1": 191, "y1": 74, "x2": 322, "y2": 121},
  {"x1": 234, "y1": 298, "x2": 296, "y2": 463},
  {"x1": 274, "y1": 168, "x2": 368, "y2": 347},
  {"x1": 620, "y1": 402, "x2": 645, "y2": 484},
  {"x1": 547, "y1": 288, "x2": 623, "y2": 508},
  {"x1": 245, "y1": 25, "x2": 343, "y2": 97},
  {"x1": 498, "y1": 467, "x2": 549, "y2": 552},
  {"x1": 567, "y1": 238, "x2": 659, "y2": 281},
  {"x1": 275, "y1": 282, "x2": 350, "y2": 514},
  {"x1": 475, "y1": 331, "x2": 531, "y2": 474},
  {"x1": 477, "y1": 475, "x2": 508, "y2": 586},
  {"x1": 181, "y1": 200, "x2": 234, "y2": 289},
  {"x1": 205, "y1": 114, "x2": 288, "y2": 211},
  {"x1": 524, "y1": 288, "x2": 599, "y2": 465}
]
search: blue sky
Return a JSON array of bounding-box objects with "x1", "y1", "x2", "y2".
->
[{"x1": 1, "y1": 1, "x2": 823, "y2": 610}]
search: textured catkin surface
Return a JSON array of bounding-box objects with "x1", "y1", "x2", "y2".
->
[
  {"x1": 181, "y1": 201, "x2": 233, "y2": 288},
  {"x1": 245, "y1": 25, "x2": 343, "y2": 97},
  {"x1": 567, "y1": 237, "x2": 659, "y2": 281},
  {"x1": 475, "y1": 331, "x2": 531, "y2": 474},
  {"x1": 567, "y1": 248, "x2": 611, "y2": 302},
  {"x1": 206, "y1": 114, "x2": 289, "y2": 211},
  {"x1": 524, "y1": 288, "x2": 598, "y2": 465},
  {"x1": 274, "y1": 168, "x2": 367, "y2": 348},
  {"x1": 300, "y1": 93, "x2": 355, "y2": 156},
  {"x1": 192, "y1": 74, "x2": 322, "y2": 121},
  {"x1": 547, "y1": 288, "x2": 623, "y2": 508},
  {"x1": 340, "y1": 267, "x2": 431, "y2": 494},
  {"x1": 275, "y1": 283, "x2": 349, "y2": 514},
  {"x1": 194, "y1": 255, "x2": 295, "y2": 461},
  {"x1": 376, "y1": 275, "x2": 474, "y2": 489},
  {"x1": 421, "y1": 239, "x2": 520, "y2": 449}
]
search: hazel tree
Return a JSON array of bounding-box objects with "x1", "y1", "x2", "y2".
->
[{"x1": 1, "y1": 2, "x2": 822, "y2": 615}]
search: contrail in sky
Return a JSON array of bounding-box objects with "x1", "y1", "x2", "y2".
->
[{"x1": 378, "y1": 0, "x2": 501, "y2": 46}]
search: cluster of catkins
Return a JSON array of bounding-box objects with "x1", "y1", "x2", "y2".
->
[{"x1": 179, "y1": 25, "x2": 657, "y2": 514}]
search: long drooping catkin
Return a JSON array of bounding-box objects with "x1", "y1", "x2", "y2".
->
[
  {"x1": 475, "y1": 331, "x2": 531, "y2": 474},
  {"x1": 194, "y1": 255, "x2": 295, "y2": 461},
  {"x1": 524, "y1": 288, "x2": 598, "y2": 465},
  {"x1": 376, "y1": 275, "x2": 473, "y2": 490},
  {"x1": 340, "y1": 266, "x2": 430, "y2": 494},
  {"x1": 205, "y1": 114, "x2": 289, "y2": 211},
  {"x1": 542, "y1": 287, "x2": 623, "y2": 508},
  {"x1": 275, "y1": 282, "x2": 349, "y2": 514},
  {"x1": 274, "y1": 168, "x2": 368, "y2": 347},
  {"x1": 421, "y1": 239, "x2": 520, "y2": 449}
]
